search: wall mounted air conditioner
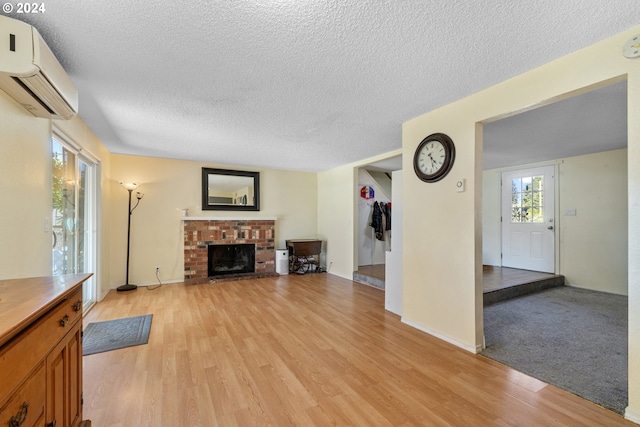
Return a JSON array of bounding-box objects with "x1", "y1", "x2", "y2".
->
[{"x1": 0, "y1": 15, "x2": 78, "y2": 120}]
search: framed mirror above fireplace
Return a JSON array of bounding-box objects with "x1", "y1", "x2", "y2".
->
[{"x1": 202, "y1": 167, "x2": 260, "y2": 211}]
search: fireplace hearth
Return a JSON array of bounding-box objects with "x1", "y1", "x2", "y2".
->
[{"x1": 209, "y1": 243, "x2": 255, "y2": 276}]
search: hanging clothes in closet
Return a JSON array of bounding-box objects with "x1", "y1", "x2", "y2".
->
[
  {"x1": 370, "y1": 201, "x2": 384, "y2": 240},
  {"x1": 382, "y1": 202, "x2": 391, "y2": 232},
  {"x1": 370, "y1": 201, "x2": 391, "y2": 241}
]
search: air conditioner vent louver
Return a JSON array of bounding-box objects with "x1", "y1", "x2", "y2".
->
[
  {"x1": 0, "y1": 15, "x2": 78, "y2": 120},
  {"x1": 12, "y1": 76, "x2": 57, "y2": 115}
]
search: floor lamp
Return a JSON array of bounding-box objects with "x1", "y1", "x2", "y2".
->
[{"x1": 118, "y1": 182, "x2": 144, "y2": 292}]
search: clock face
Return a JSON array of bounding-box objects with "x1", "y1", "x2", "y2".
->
[
  {"x1": 417, "y1": 140, "x2": 446, "y2": 176},
  {"x1": 413, "y1": 133, "x2": 455, "y2": 183}
]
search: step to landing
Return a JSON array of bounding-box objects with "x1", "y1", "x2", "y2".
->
[
  {"x1": 483, "y1": 275, "x2": 565, "y2": 306},
  {"x1": 353, "y1": 272, "x2": 385, "y2": 290}
]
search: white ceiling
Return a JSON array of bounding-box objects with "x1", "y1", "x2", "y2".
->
[{"x1": 8, "y1": 1, "x2": 639, "y2": 172}]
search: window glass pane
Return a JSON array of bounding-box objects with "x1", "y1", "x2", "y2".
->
[
  {"x1": 52, "y1": 139, "x2": 77, "y2": 275},
  {"x1": 532, "y1": 207, "x2": 543, "y2": 223},
  {"x1": 511, "y1": 178, "x2": 521, "y2": 194},
  {"x1": 533, "y1": 190, "x2": 542, "y2": 207},
  {"x1": 52, "y1": 137, "x2": 97, "y2": 308},
  {"x1": 511, "y1": 208, "x2": 521, "y2": 222},
  {"x1": 533, "y1": 176, "x2": 543, "y2": 191},
  {"x1": 511, "y1": 174, "x2": 545, "y2": 223}
]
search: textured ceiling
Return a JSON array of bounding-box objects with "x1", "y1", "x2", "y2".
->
[{"x1": 7, "y1": 1, "x2": 639, "y2": 172}]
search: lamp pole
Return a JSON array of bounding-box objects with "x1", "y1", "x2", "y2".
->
[{"x1": 118, "y1": 183, "x2": 143, "y2": 292}]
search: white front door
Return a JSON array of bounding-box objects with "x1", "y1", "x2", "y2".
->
[{"x1": 501, "y1": 166, "x2": 555, "y2": 273}]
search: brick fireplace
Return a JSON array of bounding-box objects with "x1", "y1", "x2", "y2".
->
[{"x1": 183, "y1": 217, "x2": 277, "y2": 285}]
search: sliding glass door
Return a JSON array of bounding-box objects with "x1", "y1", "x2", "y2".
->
[{"x1": 52, "y1": 134, "x2": 97, "y2": 309}]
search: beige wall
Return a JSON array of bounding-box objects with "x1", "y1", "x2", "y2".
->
[
  {"x1": 109, "y1": 155, "x2": 318, "y2": 287},
  {"x1": 483, "y1": 149, "x2": 628, "y2": 295},
  {"x1": 0, "y1": 90, "x2": 53, "y2": 278},
  {"x1": 402, "y1": 26, "x2": 640, "y2": 418},
  {"x1": 559, "y1": 149, "x2": 628, "y2": 294},
  {"x1": 403, "y1": 114, "x2": 483, "y2": 352},
  {"x1": 317, "y1": 164, "x2": 355, "y2": 278},
  {"x1": 0, "y1": 90, "x2": 113, "y2": 299}
]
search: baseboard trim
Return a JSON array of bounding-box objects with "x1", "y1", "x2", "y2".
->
[
  {"x1": 625, "y1": 407, "x2": 640, "y2": 424},
  {"x1": 401, "y1": 318, "x2": 481, "y2": 354}
]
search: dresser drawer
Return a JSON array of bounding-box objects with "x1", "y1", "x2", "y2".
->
[
  {"x1": 0, "y1": 287, "x2": 82, "y2": 402},
  {"x1": 0, "y1": 363, "x2": 45, "y2": 427}
]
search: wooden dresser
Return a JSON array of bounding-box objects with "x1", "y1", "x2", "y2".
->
[{"x1": 0, "y1": 274, "x2": 92, "y2": 427}]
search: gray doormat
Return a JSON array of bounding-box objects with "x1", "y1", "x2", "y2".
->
[{"x1": 83, "y1": 314, "x2": 152, "y2": 355}]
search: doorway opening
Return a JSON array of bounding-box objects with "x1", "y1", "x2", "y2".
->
[
  {"x1": 480, "y1": 78, "x2": 628, "y2": 414},
  {"x1": 352, "y1": 154, "x2": 404, "y2": 315}
]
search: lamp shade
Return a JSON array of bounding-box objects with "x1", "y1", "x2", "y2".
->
[{"x1": 120, "y1": 182, "x2": 139, "y2": 191}]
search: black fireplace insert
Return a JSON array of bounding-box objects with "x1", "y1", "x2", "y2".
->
[{"x1": 208, "y1": 243, "x2": 255, "y2": 276}]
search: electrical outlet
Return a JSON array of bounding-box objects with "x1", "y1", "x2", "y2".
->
[{"x1": 155, "y1": 267, "x2": 160, "y2": 274}]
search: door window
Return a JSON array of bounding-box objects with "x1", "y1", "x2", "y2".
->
[{"x1": 511, "y1": 175, "x2": 544, "y2": 223}]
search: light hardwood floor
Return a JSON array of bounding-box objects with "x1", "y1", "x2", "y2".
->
[{"x1": 82, "y1": 274, "x2": 634, "y2": 427}]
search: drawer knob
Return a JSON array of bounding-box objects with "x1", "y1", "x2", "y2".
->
[
  {"x1": 9, "y1": 401, "x2": 28, "y2": 427},
  {"x1": 73, "y1": 299, "x2": 82, "y2": 312},
  {"x1": 59, "y1": 315, "x2": 70, "y2": 327}
]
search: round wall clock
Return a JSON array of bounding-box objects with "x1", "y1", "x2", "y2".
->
[{"x1": 413, "y1": 133, "x2": 456, "y2": 183}]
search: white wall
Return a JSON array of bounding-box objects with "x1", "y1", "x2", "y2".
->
[{"x1": 110, "y1": 154, "x2": 318, "y2": 287}]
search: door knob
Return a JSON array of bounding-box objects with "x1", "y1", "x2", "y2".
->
[{"x1": 547, "y1": 226, "x2": 554, "y2": 230}]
